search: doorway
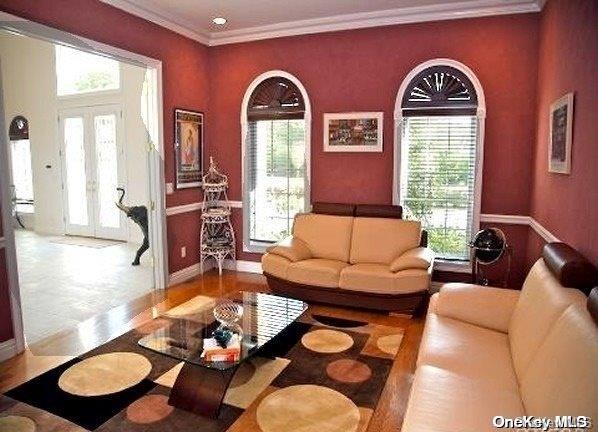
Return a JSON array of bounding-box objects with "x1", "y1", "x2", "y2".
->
[
  {"x1": 60, "y1": 105, "x2": 127, "y2": 240},
  {"x1": 0, "y1": 14, "x2": 168, "y2": 354}
]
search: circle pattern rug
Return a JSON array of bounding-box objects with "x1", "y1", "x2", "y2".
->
[
  {"x1": 256, "y1": 385, "x2": 360, "y2": 432},
  {"x1": 326, "y1": 359, "x2": 372, "y2": 383},
  {"x1": 0, "y1": 415, "x2": 36, "y2": 432},
  {"x1": 376, "y1": 334, "x2": 403, "y2": 355},
  {"x1": 126, "y1": 394, "x2": 174, "y2": 424},
  {"x1": 301, "y1": 329, "x2": 354, "y2": 353},
  {"x1": 58, "y1": 352, "x2": 152, "y2": 397}
]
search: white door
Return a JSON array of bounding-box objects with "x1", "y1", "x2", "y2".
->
[{"x1": 59, "y1": 105, "x2": 127, "y2": 240}]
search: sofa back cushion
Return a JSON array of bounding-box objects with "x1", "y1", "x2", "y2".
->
[
  {"x1": 349, "y1": 218, "x2": 421, "y2": 265},
  {"x1": 508, "y1": 259, "x2": 587, "y2": 381},
  {"x1": 519, "y1": 303, "x2": 598, "y2": 419},
  {"x1": 293, "y1": 213, "x2": 353, "y2": 262}
]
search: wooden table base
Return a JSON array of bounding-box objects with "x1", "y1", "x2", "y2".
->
[{"x1": 168, "y1": 362, "x2": 237, "y2": 418}]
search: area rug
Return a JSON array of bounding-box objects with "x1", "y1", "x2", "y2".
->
[{"x1": 0, "y1": 295, "x2": 406, "y2": 432}]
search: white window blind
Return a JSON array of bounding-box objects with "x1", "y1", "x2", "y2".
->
[
  {"x1": 246, "y1": 119, "x2": 306, "y2": 244},
  {"x1": 400, "y1": 116, "x2": 478, "y2": 261},
  {"x1": 10, "y1": 139, "x2": 35, "y2": 213}
]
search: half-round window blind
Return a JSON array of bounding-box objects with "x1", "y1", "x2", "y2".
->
[
  {"x1": 247, "y1": 77, "x2": 305, "y2": 121},
  {"x1": 401, "y1": 65, "x2": 478, "y2": 116},
  {"x1": 9, "y1": 115, "x2": 29, "y2": 141}
]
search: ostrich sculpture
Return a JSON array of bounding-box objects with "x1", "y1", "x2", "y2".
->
[{"x1": 115, "y1": 188, "x2": 149, "y2": 266}]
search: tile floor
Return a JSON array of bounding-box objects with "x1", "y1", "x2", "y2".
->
[{"x1": 15, "y1": 230, "x2": 154, "y2": 344}]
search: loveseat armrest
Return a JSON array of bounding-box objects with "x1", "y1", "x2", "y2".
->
[
  {"x1": 436, "y1": 283, "x2": 520, "y2": 333},
  {"x1": 390, "y1": 247, "x2": 434, "y2": 272},
  {"x1": 266, "y1": 236, "x2": 312, "y2": 262}
]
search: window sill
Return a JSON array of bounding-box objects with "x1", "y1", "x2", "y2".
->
[{"x1": 433, "y1": 259, "x2": 472, "y2": 273}]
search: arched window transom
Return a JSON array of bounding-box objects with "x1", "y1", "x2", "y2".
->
[
  {"x1": 9, "y1": 115, "x2": 29, "y2": 141},
  {"x1": 248, "y1": 77, "x2": 305, "y2": 121}
]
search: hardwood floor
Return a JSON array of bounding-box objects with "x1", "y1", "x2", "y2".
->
[{"x1": 0, "y1": 269, "x2": 424, "y2": 432}]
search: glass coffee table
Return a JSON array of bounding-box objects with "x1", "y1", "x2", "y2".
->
[{"x1": 139, "y1": 291, "x2": 307, "y2": 418}]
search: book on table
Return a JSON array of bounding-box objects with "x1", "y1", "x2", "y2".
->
[{"x1": 202, "y1": 333, "x2": 241, "y2": 362}]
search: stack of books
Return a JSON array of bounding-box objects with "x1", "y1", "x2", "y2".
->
[{"x1": 201, "y1": 333, "x2": 241, "y2": 362}]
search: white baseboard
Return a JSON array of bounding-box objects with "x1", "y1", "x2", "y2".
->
[
  {"x1": 0, "y1": 338, "x2": 17, "y2": 362},
  {"x1": 224, "y1": 259, "x2": 263, "y2": 274},
  {"x1": 168, "y1": 261, "x2": 214, "y2": 286}
]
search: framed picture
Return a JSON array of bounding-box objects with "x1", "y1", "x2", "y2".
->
[
  {"x1": 548, "y1": 93, "x2": 574, "y2": 174},
  {"x1": 324, "y1": 112, "x2": 383, "y2": 152},
  {"x1": 175, "y1": 108, "x2": 203, "y2": 189}
]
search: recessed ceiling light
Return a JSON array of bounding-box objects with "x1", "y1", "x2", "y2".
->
[{"x1": 212, "y1": 17, "x2": 227, "y2": 25}]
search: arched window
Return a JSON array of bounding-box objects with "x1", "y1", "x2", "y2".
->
[
  {"x1": 394, "y1": 60, "x2": 485, "y2": 266},
  {"x1": 8, "y1": 116, "x2": 35, "y2": 214},
  {"x1": 242, "y1": 71, "x2": 311, "y2": 251}
]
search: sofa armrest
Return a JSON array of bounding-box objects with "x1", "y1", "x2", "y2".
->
[
  {"x1": 436, "y1": 283, "x2": 520, "y2": 333},
  {"x1": 266, "y1": 236, "x2": 312, "y2": 262},
  {"x1": 390, "y1": 247, "x2": 434, "y2": 272}
]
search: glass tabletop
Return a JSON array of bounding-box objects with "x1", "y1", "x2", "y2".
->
[{"x1": 138, "y1": 292, "x2": 308, "y2": 370}]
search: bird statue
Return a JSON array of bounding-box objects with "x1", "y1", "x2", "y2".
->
[{"x1": 115, "y1": 188, "x2": 149, "y2": 266}]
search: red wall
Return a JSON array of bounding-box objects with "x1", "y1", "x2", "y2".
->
[
  {"x1": 0, "y1": 0, "x2": 210, "y2": 273},
  {"x1": 207, "y1": 14, "x2": 540, "y2": 264},
  {"x1": 527, "y1": 0, "x2": 598, "y2": 267}
]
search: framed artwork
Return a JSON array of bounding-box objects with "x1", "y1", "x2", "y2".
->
[
  {"x1": 548, "y1": 93, "x2": 574, "y2": 174},
  {"x1": 175, "y1": 108, "x2": 203, "y2": 189},
  {"x1": 323, "y1": 112, "x2": 383, "y2": 152}
]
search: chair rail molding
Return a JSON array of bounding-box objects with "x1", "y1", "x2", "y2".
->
[{"x1": 480, "y1": 213, "x2": 560, "y2": 243}]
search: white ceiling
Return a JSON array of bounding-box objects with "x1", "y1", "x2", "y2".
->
[{"x1": 101, "y1": 0, "x2": 544, "y2": 46}]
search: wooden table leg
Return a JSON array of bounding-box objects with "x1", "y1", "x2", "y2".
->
[{"x1": 168, "y1": 363, "x2": 237, "y2": 418}]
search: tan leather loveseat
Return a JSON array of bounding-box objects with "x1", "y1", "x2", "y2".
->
[
  {"x1": 262, "y1": 203, "x2": 434, "y2": 313},
  {"x1": 402, "y1": 243, "x2": 598, "y2": 432}
]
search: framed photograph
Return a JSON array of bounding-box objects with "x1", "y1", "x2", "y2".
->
[
  {"x1": 548, "y1": 93, "x2": 574, "y2": 174},
  {"x1": 324, "y1": 112, "x2": 383, "y2": 152},
  {"x1": 175, "y1": 108, "x2": 203, "y2": 189}
]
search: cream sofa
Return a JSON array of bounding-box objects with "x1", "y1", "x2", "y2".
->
[
  {"x1": 262, "y1": 203, "x2": 434, "y2": 313},
  {"x1": 402, "y1": 242, "x2": 598, "y2": 432}
]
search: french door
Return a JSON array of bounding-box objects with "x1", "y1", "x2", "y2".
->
[{"x1": 59, "y1": 105, "x2": 127, "y2": 240}]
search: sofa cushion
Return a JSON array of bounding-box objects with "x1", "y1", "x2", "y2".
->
[
  {"x1": 401, "y1": 365, "x2": 525, "y2": 432},
  {"x1": 418, "y1": 311, "x2": 520, "y2": 393},
  {"x1": 261, "y1": 253, "x2": 291, "y2": 279},
  {"x1": 508, "y1": 259, "x2": 587, "y2": 381},
  {"x1": 520, "y1": 303, "x2": 598, "y2": 419},
  {"x1": 339, "y1": 264, "x2": 429, "y2": 294},
  {"x1": 389, "y1": 247, "x2": 434, "y2": 272},
  {"x1": 349, "y1": 218, "x2": 421, "y2": 265},
  {"x1": 293, "y1": 214, "x2": 353, "y2": 262},
  {"x1": 287, "y1": 258, "x2": 349, "y2": 288}
]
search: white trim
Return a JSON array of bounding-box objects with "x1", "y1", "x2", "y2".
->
[
  {"x1": 480, "y1": 214, "x2": 531, "y2": 225},
  {"x1": 99, "y1": 0, "x2": 210, "y2": 45},
  {"x1": 393, "y1": 58, "x2": 486, "y2": 263},
  {"x1": 168, "y1": 261, "x2": 214, "y2": 286},
  {"x1": 0, "y1": 12, "x2": 168, "y2": 357},
  {"x1": 0, "y1": 237, "x2": 5, "y2": 249},
  {"x1": 0, "y1": 339, "x2": 17, "y2": 362},
  {"x1": 434, "y1": 260, "x2": 472, "y2": 273},
  {"x1": 224, "y1": 259, "x2": 263, "y2": 274},
  {"x1": 101, "y1": 0, "x2": 542, "y2": 47},
  {"x1": 165, "y1": 201, "x2": 242, "y2": 216},
  {"x1": 240, "y1": 70, "x2": 311, "y2": 254},
  {"x1": 529, "y1": 217, "x2": 560, "y2": 243}
]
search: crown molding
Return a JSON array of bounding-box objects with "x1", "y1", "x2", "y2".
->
[
  {"x1": 99, "y1": 0, "x2": 210, "y2": 45},
  {"x1": 101, "y1": 0, "x2": 543, "y2": 47}
]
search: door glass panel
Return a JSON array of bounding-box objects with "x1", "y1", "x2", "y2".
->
[
  {"x1": 94, "y1": 114, "x2": 120, "y2": 229},
  {"x1": 64, "y1": 117, "x2": 88, "y2": 225}
]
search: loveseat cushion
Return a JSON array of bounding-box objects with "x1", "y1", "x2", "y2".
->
[
  {"x1": 401, "y1": 365, "x2": 525, "y2": 432},
  {"x1": 418, "y1": 309, "x2": 520, "y2": 393},
  {"x1": 261, "y1": 253, "x2": 291, "y2": 279},
  {"x1": 508, "y1": 259, "x2": 587, "y2": 380},
  {"x1": 349, "y1": 218, "x2": 421, "y2": 265},
  {"x1": 389, "y1": 247, "x2": 434, "y2": 272},
  {"x1": 519, "y1": 303, "x2": 598, "y2": 419},
  {"x1": 287, "y1": 258, "x2": 349, "y2": 288},
  {"x1": 339, "y1": 263, "x2": 429, "y2": 294},
  {"x1": 266, "y1": 236, "x2": 312, "y2": 262},
  {"x1": 293, "y1": 214, "x2": 353, "y2": 262}
]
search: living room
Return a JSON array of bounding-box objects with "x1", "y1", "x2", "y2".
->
[{"x1": 0, "y1": 0, "x2": 596, "y2": 431}]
